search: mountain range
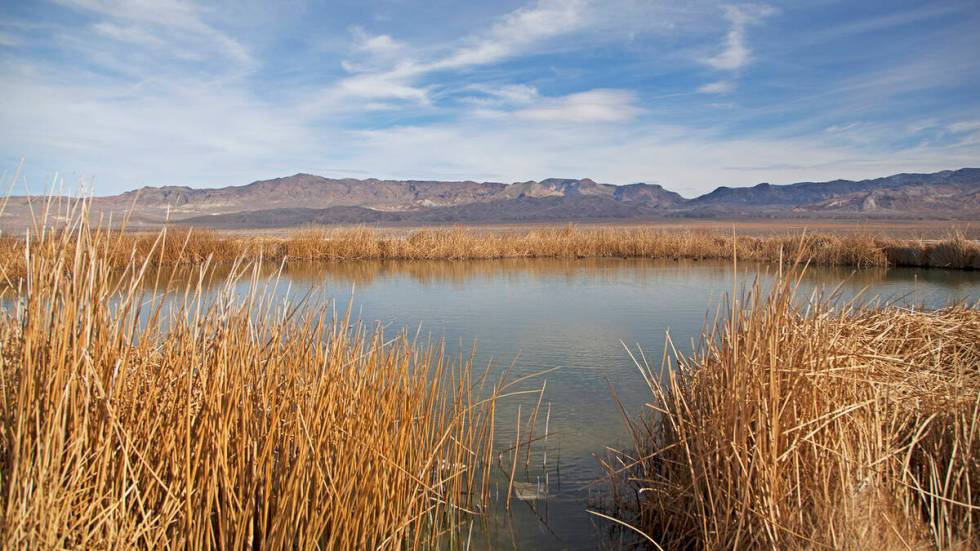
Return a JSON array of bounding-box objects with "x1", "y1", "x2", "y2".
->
[{"x1": 2, "y1": 168, "x2": 978, "y2": 230}]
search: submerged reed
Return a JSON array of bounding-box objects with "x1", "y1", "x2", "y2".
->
[
  {"x1": 0, "y1": 206, "x2": 503, "y2": 549},
  {"x1": 605, "y1": 268, "x2": 980, "y2": 549}
]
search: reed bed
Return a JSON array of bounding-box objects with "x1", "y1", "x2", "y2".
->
[
  {"x1": 283, "y1": 226, "x2": 900, "y2": 265},
  {"x1": 604, "y1": 269, "x2": 980, "y2": 550},
  {"x1": 2, "y1": 224, "x2": 978, "y2": 282},
  {"x1": 271, "y1": 225, "x2": 980, "y2": 269},
  {"x1": 0, "y1": 213, "x2": 506, "y2": 548}
]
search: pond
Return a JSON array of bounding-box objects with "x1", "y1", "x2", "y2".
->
[{"x1": 166, "y1": 258, "x2": 980, "y2": 549}]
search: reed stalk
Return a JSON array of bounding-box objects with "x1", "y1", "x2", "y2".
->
[
  {"x1": 2, "y1": 225, "x2": 978, "y2": 283},
  {"x1": 0, "y1": 204, "x2": 502, "y2": 549},
  {"x1": 605, "y1": 268, "x2": 980, "y2": 549}
]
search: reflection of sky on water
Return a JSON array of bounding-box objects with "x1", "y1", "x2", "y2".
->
[
  {"x1": 8, "y1": 258, "x2": 977, "y2": 549},
  {"x1": 189, "y1": 258, "x2": 978, "y2": 549}
]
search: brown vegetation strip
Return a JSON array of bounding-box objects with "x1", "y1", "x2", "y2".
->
[
  {"x1": 604, "y1": 270, "x2": 980, "y2": 550},
  {"x1": 1, "y1": 225, "x2": 978, "y2": 282},
  {"x1": 0, "y1": 219, "x2": 506, "y2": 548}
]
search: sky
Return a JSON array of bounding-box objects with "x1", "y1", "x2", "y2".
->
[{"x1": 1, "y1": 0, "x2": 979, "y2": 197}]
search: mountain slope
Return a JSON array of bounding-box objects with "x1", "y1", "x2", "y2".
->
[
  {"x1": 687, "y1": 168, "x2": 980, "y2": 217},
  {"x1": 179, "y1": 195, "x2": 661, "y2": 229},
  {"x1": 1, "y1": 168, "x2": 978, "y2": 230}
]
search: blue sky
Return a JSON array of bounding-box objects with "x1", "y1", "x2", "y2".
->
[{"x1": 1, "y1": 0, "x2": 979, "y2": 197}]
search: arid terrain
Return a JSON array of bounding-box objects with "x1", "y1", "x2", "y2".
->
[{"x1": 2, "y1": 168, "x2": 978, "y2": 232}]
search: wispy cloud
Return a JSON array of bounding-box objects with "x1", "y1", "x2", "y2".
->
[
  {"x1": 345, "y1": 115, "x2": 979, "y2": 196},
  {"x1": 801, "y1": 2, "x2": 969, "y2": 45},
  {"x1": 2, "y1": 0, "x2": 978, "y2": 195},
  {"x1": 702, "y1": 4, "x2": 775, "y2": 71},
  {"x1": 92, "y1": 22, "x2": 166, "y2": 48},
  {"x1": 697, "y1": 80, "x2": 735, "y2": 94},
  {"x1": 515, "y1": 89, "x2": 644, "y2": 123},
  {"x1": 307, "y1": 0, "x2": 591, "y2": 113},
  {"x1": 823, "y1": 122, "x2": 864, "y2": 133},
  {"x1": 350, "y1": 28, "x2": 405, "y2": 56},
  {"x1": 948, "y1": 120, "x2": 980, "y2": 133},
  {"x1": 53, "y1": 0, "x2": 253, "y2": 68},
  {"x1": 341, "y1": 26, "x2": 407, "y2": 73},
  {"x1": 459, "y1": 84, "x2": 540, "y2": 106},
  {"x1": 428, "y1": 0, "x2": 586, "y2": 71}
]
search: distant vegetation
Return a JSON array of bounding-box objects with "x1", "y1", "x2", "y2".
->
[
  {"x1": 2, "y1": 224, "x2": 978, "y2": 283},
  {"x1": 604, "y1": 270, "x2": 980, "y2": 549}
]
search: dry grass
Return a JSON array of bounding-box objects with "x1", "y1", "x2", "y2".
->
[
  {"x1": 604, "y1": 266, "x2": 980, "y2": 550},
  {"x1": 0, "y1": 208, "x2": 506, "y2": 548},
  {"x1": 3, "y1": 221, "x2": 979, "y2": 283},
  {"x1": 283, "y1": 226, "x2": 897, "y2": 266}
]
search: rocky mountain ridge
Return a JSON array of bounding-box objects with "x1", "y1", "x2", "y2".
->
[{"x1": 2, "y1": 168, "x2": 977, "y2": 229}]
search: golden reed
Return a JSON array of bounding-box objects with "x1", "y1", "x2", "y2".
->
[
  {"x1": 604, "y1": 266, "x2": 980, "y2": 549},
  {"x1": 2, "y1": 224, "x2": 978, "y2": 282},
  {"x1": 0, "y1": 203, "x2": 507, "y2": 549}
]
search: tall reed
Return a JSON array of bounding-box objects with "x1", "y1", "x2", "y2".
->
[
  {"x1": 0, "y1": 206, "x2": 502, "y2": 549},
  {"x1": 3, "y1": 224, "x2": 979, "y2": 282},
  {"x1": 605, "y1": 269, "x2": 980, "y2": 549}
]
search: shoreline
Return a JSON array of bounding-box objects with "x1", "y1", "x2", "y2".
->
[{"x1": 2, "y1": 226, "x2": 978, "y2": 282}]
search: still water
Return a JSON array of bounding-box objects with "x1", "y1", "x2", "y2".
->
[{"x1": 190, "y1": 258, "x2": 980, "y2": 549}]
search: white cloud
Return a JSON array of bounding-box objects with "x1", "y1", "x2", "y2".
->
[
  {"x1": 5, "y1": 0, "x2": 978, "y2": 196},
  {"x1": 947, "y1": 120, "x2": 980, "y2": 147},
  {"x1": 340, "y1": 117, "x2": 979, "y2": 196},
  {"x1": 703, "y1": 4, "x2": 775, "y2": 71},
  {"x1": 824, "y1": 122, "x2": 863, "y2": 133},
  {"x1": 341, "y1": 26, "x2": 408, "y2": 73},
  {"x1": 351, "y1": 30, "x2": 404, "y2": 56},
  {"x1": 948, "y1": 120, "x2": 980, "y2": 133},
  {"x1": 460, "y1": 84, "x2": 540, "y2": 106},
  {"x1": 338, "y1": 72, "x2": 431, "y2": 104},
  {"x1": 801, "y1": 3, "x2": 969, "y2": 47},
  {"x1": 431, "y1": 0, "x2": 587, "y2": 71},
  {"x1": 53, "y1": 0, "x2": 253, "y2": 67},
  {"x1": 0, "y1": 64, "x2": 317, "y2": 189},
  {"x1": 4, "y1": 53, "x2": 976, "y2": 196},
  {"x1": 92, "y1": 22, "x2": 166, "y2": 47},
  {"x1": 315, "y1": 0, "x2": 591, "y2": 113},
  {"x1": 697, "y1": 80, "x2": 734, "y2": 94},
  {"x1": 515, "y1": 89, "x2": 644, "y2": 123}
]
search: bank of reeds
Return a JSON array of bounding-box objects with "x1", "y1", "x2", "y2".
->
[
  {"x1": 0, "y1": 213, "x2": 505, "y2": 548},
  {"x1": 284, "y1": 226, "x2": 901, "y2": 265},
  {"x1": 3, "y1": 224, "x2": 977, "y2": 283},
  {"x1": 604, "y1": 268, "x2": 980, "y2": 549}
]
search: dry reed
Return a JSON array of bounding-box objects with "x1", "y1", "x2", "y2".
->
[
  {"x1": 604, "y1": 267, "x2": 980, "y2": 549},
  {"x1": 0, "y1": 206, "x2": 505, "y2": 549},
  {"x1": 3, "y1": 224, "x2": 979, "y2": 283}
]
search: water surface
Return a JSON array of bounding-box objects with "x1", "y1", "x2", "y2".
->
[{"x1": 167, "y1": 258, "x2": 980, "y2": 548}]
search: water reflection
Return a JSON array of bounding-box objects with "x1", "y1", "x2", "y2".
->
[
  {"x1": 60, "y1": 258, "x2": 980, "y2": 548},
  {"x1": 142, "y1": 256, "x2": 980, "y2": 293}
]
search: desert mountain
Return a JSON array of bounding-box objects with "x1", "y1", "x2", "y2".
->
[
  {"x1": 1, "y1": 169, "x2": 977, "y2": 230},
  {"x1": 687, "y1": 168, "x2": 980, "y2": 217}
]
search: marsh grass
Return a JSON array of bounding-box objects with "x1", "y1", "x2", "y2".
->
[
  {"x1": 273, "y1": 225, "x2": 980, "y2": 270},
  {"x1": 603, "y1": 265, "x2": 980, "y2": 549},
  {"x1": 283, "y1": 226, "x2": 899, "y2": 266},
  {"x1": 0, "y1": 203, "x2": 509, "y2": 549},
  {"x1": 3, "y1": 222, "x2": 979, "y2": 282}
]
